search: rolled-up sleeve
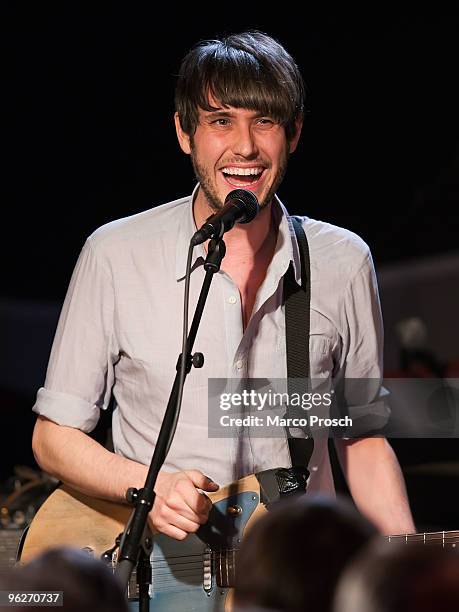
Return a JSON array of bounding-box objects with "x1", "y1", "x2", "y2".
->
[
  {"x1": 33, "y1": 237, "x2": 118, "y2": 433},
  {"x1": 336, "y1": 251, "x2": 391, "y2": 434}
]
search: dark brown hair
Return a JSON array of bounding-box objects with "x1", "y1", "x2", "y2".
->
[
  {"x1": 334, "y1": 540, "x2": 459, "y2": 612},
  {"x1": 234, "y1": 495, "x2": 377, "y2": 612},
  {"x1": 1, "y1": 547, "x2": 128, "y2": 612},
  {"x1": 175, "y1": 31, "x2": 305, "y2": 141}
]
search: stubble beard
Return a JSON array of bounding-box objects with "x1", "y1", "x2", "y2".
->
[{"x1": 190, "y1": 142, "x2": 289, "y2": 213}]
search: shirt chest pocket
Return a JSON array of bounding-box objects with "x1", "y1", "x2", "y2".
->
[
  {"x1": 275, "y1": 308, "x2": 340, "y2": 379},
  {"x1": 309, "y1": 334, "x2": 335, "y2": 378},
  {"x1": 309, "y1": 308, "x2": 340, "y2": 378}
]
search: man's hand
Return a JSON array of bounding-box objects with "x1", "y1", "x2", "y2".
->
[{"x1": 150, "y1": 470, "x2": 219, "y2": 540}]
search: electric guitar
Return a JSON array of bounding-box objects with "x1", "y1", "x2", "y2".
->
[
  {"x1": 19, "y1": 468, "x2": 303, "y2": 611},
  {"x1": 18, "y1": 469, "x2": 459, "y2": 611}
]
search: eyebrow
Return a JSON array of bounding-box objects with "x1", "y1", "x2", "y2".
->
[
  {"x1": 203, "y1": 110, "x2": 236, "y2": 119},
  {"x1": 202, "y1": 110, "x2": 267, "y2": 120}
]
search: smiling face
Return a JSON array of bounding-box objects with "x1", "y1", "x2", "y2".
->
[{"x1": 175, "y1": 100, "x2": 302, "y2": 213}]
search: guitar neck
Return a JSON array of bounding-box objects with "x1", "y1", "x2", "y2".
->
[{"x1": 387, "y1": 530, "x2": 459, "y2": 547}]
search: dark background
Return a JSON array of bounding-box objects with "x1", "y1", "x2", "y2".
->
[
  {"x1": 3, "y1": 7, "x2": 459, "y2": 300},
  {"x1": 2, "y1": 6, "x2": 459, "y2": 529}
]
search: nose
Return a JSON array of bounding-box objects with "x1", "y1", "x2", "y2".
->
[{"x1": 231, "y1": 122, "x2": 259, "y2": 158}]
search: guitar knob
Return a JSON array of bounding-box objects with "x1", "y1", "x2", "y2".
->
[{"x1": 227, "y1": 505, "x2": 242, "y2": 516}]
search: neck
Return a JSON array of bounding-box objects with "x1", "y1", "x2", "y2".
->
[{"x1": 193, "y1": 187, "x2": 277, "y2": 266}]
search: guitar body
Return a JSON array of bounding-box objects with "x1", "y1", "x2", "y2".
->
[
  {"x1": 19, "y1": 471, "x2": 283, "y2": 611},
  {"x1": 129, "y1": 486, "x2": 261, "y2": 611}
]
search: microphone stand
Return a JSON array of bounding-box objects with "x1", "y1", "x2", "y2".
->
[{"x1": 114, "y1": 236, "x2": 227, "y2": 610}]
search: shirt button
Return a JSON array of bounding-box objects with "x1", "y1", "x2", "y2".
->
[
  {"x1": 236, "y1": 360, "x2": 244, "y2": 370},
  {"x1": 228, "y1": 295, "x2": 237, "y2": 304}
]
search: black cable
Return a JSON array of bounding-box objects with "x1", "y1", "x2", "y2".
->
[{"x1": 165, "y1": 242, "x2": 194, "y2": 456}]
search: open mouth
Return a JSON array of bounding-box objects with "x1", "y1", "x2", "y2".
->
[{"x1": 220, "y1": 166, "x2": 266, "y2": 189}]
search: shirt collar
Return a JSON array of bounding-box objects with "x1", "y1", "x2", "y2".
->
[
  {"x1": 273, "y1": 196, "x2": 303, "y2": 286},
  {"x1": 175, "y1": 185, "x2": 303, "y2": 286},
  {"x1": 175, "y1": 183, "x2": 206, "y2": 281}
]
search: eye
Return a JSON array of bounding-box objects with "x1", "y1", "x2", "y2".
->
[
  {"x1": 256, "y1": 118, "x2": 275, "y2": 127},
  {"x1": 211, "y1": 118, "x2": 231, "y2": 126}
]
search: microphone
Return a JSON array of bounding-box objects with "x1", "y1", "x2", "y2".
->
[{"x1": 190, "y1": 189, "x2": 260, "y2": 246}]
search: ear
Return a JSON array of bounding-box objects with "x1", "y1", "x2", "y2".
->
[
  {"x1": 288, "y1": 117, "x2": 303, "y2": 154},
  {"x1": 174, "y1": 112, "x2": 192, "y2": 155}
]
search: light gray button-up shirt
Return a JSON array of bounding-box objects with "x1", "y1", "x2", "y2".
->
[{"x1": 33, "y1": 186, "x2": 386, "y2": 494}]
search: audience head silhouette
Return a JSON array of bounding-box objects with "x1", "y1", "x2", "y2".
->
[
  {"x1": 1, "y1": 547, "x2": 128, "y2": 612},
  {"x1": 334, "y1": 539, "x2": 459, "y2": 612},
  {"x1": 234, "y1": 494, "x2": 377, "y2": 611}
]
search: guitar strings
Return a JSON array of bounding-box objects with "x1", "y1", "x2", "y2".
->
[{"x1": 133, "y1": 534, "x2": 459, "y2": 571}]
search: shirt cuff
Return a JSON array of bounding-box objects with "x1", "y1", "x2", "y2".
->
[
  {"x1": 339, "y1": 387, "x2": 391, "y2": 438},
  {"x1": 32, "y1": 387, "x2": 100, "y2": 433}
]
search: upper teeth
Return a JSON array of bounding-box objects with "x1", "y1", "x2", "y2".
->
[{"x1": 221, "y1": 167, "x2": 263, "y2": 176}]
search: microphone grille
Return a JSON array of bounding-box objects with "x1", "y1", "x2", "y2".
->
[{"x1": 224, "y1": 189, "x2": 259, "y2": 224}]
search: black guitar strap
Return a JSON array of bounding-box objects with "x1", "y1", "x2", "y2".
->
[{"x1": 283, "y1": 216, "x2": 314, "y2": 474}]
